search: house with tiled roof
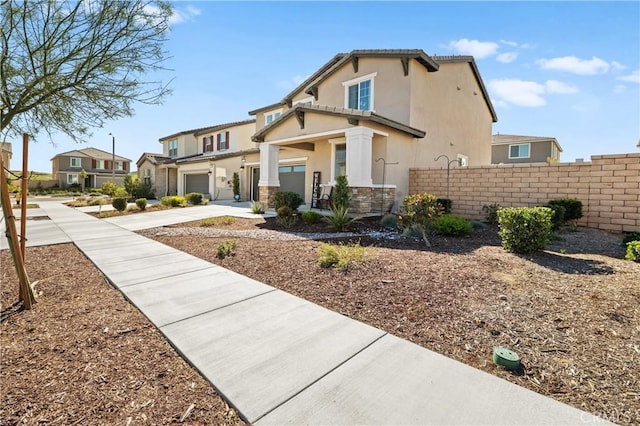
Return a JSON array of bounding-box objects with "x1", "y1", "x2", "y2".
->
[
  {"x1": 248, "y1": 49, "x2": 497, "y2": 213},
  {"x1": 51, "y1": 147, "x2": 132, "y2": 188},
  {"x1": 136, "y1": 120, "x2": 256, "y2": 198},
  {"x1": 491, "y1": 134, "x2": 563, "y2": 164}
]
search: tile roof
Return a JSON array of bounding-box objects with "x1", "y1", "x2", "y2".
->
[
  {"x1": 192, "y1": 119, "x2": 256, "y2": 136},
  {"x1": 251, "y1": 104, "x2": 426, "y2": 143},
  {"x1": 52, "y1": 147, "x2": 131, "y2": 162},
  {"x1": 136, "y1": 152, "x2": 172, "y2": 167},
  {"x1": 492, "y1": 134, "x2": 563, "y2": 151},
  {"x1": 176, "y1": 148, "x2": 260, "y2": 164}
]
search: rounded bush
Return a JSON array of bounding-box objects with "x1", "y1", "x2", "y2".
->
[
  {"x1": 277, "y1": 205, "x2": 293, "y2": 217},
  {"x1": 301, "y1": 210, "x2": 323, "y2": 224},
  {"x1": 112, "y1": 197, "x2": 127, "y2": 212},
  {"x1": 271, "y1": 192, "x2": 304, "y2": 211},
  {"x1": 135, "y1": 198, "x2": 147, "y2": 210},
  {"x1": 161, "y1": 196, "x2": 186, "y2": 207},
  {"x1": 433, "y1": 214, "x2": 472, "y2": 236},
  {"x1": 544, "y1": 203, "x2": 566, "y2": 231},
  {"x1": 497, "y1": 207, "x2": 553, "y2": 254},
  {"x1": 185, "y1": 192, "x2": 203, "y2": 205}
]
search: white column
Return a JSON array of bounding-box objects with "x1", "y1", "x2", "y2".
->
[
  {"x1": 177, "y1": 169, "x2": 184, "y2": 196},
  {"x1": 345, "y1": 126, "x2": 374, "y2": 187},
  {"x1": 258, "y1": 143, "x2": 280, "y2": 187}
]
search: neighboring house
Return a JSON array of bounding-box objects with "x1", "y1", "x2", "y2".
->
[
  {"x1": 491, "y1": 134, "x2": 563, "y2": 164},
  {"x1": 51, "y1": 147, "x2": 132, "y2": 188},
  {"x1": 137, "y1": 120, "x2": 257, "y2": 199},
  {"x1": 248, "y1": 49, "x2": 497, "y2": 213},
  {"x1": 1, "y1": 142, "x2": 11, "y2": 173}
]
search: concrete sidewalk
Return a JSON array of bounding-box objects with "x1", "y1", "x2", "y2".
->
[{"x1": 4, "y1": 201, "x2": 609, "y2": 424}]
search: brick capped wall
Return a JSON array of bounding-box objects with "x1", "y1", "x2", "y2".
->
[{"x1": 409, "y1": 153, "x2": 640, "y2": 233}]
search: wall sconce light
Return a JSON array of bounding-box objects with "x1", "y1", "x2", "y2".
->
[
  {"x1": 240, "y1": 157, "x2": 246, "y2": 171},
  {"x1": 208, "y1": 169, "x2": 212, "y2": 176}
]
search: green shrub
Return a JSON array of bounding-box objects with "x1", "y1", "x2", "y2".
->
[
  {"x1": 433, "y1": 214, "x2": 472, "y2": 236},
  {"x1": 112, "y1": 197, "x2": 128, "y2": 212},
  {"x1": 333, "y1": 175, "x2": 351, "y2": 210},
  {"x1": 88, "y1": 197, "x2": 105, "y2": 206},
  {"x1": 276, "y1": 206, "x2": 298, "y2": 228},
  {"x1": 625, "y1": 241, "x2": 640, "y2": 262},
  {"x1": 380, "y1": 213, "x2": 398, "y2": 229},
  {"x1": 436, "y1": 198, "x2": 452, "y2": 214},
  {"x1": 135, "y1": 198, "x2": 147, "y2": 210},
  {"x1": 216, "y1": 241, "x2": 237, "y2": 259},
  {"x1": 622, "y1": 232, "x2": 640, "y2": 247},
  {"x1": 101, "y1": 181, "x2": 119, "y2": 196},
  {"x1": 185, "y1": 192, "x2": 203, "y2": 205},
  {"x1": 232, "y1": 172, "x2": 240, "y2": 199},
  {"x1": 324, "y1": 206, "x2": 357, "y2": 231},
  {"x1": 318, "y1": 242, "x2": 366, "y2": 271},
  {"x1": 201, "y1": 216, "x2": 235, "y2": 227},
  {"x1": 161, "y1": 196, "x2": 186, "y2": 207},
  {"x1": 250, "y1": 201, "x2": 265, "y2": 214},
  {"x1": 124, "y1": 175, "x2": 137, "y2": 197},
  {"x1": 544, "y1": 203, "x2": 566, "y2": 231},
  {"x1": 114, "y1": 187, "x2": 129, "y2": 198},
  {"x1": 301, "y1": 210, "x2": 323, "y2": 224},
  {"x1": 497, "y1": 207, "x2": 553, "y2": 254},
  {"x1": 482, "y1": 203, "x2": 501, "y2": 224},
  {"x1": 547, "y1": 198, "x2": 583, "y2": 222},
  {"x1": 271, "y1": 192, "x2": 304, "y2": 211},
  {"x1": 398, "y1": 193, "x2": 443, "y2": 247}
]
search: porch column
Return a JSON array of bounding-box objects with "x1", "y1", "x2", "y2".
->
[
  {"x1": 258, "y1": 143, "x2": 280, "y2": 208},
  {"x1": 345, "y1": 126, "x2": 374, "y2": 187}
]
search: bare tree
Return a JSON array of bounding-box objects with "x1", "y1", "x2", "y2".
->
[{"x1": 0, "y1": 0, "x2": 173, "y2": 142}]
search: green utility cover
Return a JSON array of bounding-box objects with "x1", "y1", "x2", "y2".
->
[{"x1": 493, "y1": 347, "x2": 521, "y2": 370}]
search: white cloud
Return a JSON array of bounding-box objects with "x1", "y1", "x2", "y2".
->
[
  {"x1": 169, "y1": 5, "x2": 201, "y2": 24},
  {"x1": 276, "y1": 75, "x2": 307, "y2": 90},
  {"x1": 489, "y1": 78, "x2": 579, "y2": 108},
  {"x1": 500, "y1": 40, "x2": 531, "y2": 49},
  {"x1": 611, "y1": 61, "x2": 626, "y2": 71},
  {"x1": 497, "y1": 52, "x2": 518, "y2": 63},
  {"x1": 545, "y1": 80, "x2": 579, "y2": 94},
  {"x1": 489, "y1": 79, "x2": 547, "y2": 107},
  {"x1": 536, "y1": 56, "x2": 613, "y2": 75},
  {"x1": 618, "y1": 70, "x2": 640, "y2": 83},
  {"x1": 447, "y1": 38, "x2": 499, "y2": 59}
]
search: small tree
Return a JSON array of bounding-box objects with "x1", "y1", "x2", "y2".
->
[
  {"x1": 78, "y1": 169, "x2": 87, "y2": 193},
  {"x1": 399, "y1": 193, "x2": 443, "y2": 247},
  {"x1": 124, "y1": 174, "x2": 138, "y2": 198},
  {"x1": 232, "y1": 172, "x2": 240, "y2": 200},
  {"x1": 333, "y1": 175, "x2": 351, "y2": 210}
]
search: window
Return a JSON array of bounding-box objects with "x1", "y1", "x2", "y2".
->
[
  {"x1": 509, "y1": 143, "x2": 530, "y2": 159},
  {"x1": 168, "y1": 139, "x2": 178, "y2": 157},
  {"x1": 67, "y1": 174, "x2": 79, "y2": 184},
  {"x1": 218, "y1": 132, "x2": 229, "y2": 150},
  {"x1": 457, "y1": 154, "x2": 469, "y2": 167},
  {"x1": 334, "y1": 143, "x2": 346, "y2": 179},
  {"x1": 265, "y1": 110, "x2": 282, "y2": 125},
  {"x1": 96, "y1": 159, "x2": 106, "y2": 169},
  {"x1": 142, "y1": 168, "x2": 151, "y2": 185},
  {"x1": 70, "y1": 157, "x2": 82, "y2": 168},
  {"x1": 115, "y1": 161, "x2": 123, "y2": 171},
  {"x1": 342, "y1": 72, "x2": 376, "y2": 111},
  {"x1": 203, "y1": 136, "x2": 213, "y2": 153}
]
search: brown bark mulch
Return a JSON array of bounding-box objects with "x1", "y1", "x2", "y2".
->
[
  {"x1": 0, "y1": 244, "x2": 244, "y2": 426},
  {"x1": 142, "y1": 216, "x2": 640, "y2": 425}
]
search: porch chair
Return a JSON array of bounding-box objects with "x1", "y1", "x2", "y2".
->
[{"x1": 317, "y1": 186, "x2": 333, "y2": 210}]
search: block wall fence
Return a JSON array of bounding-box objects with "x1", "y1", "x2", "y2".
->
[{"x1": 409, "y1": 153, "x2": 640, "y2": 233}]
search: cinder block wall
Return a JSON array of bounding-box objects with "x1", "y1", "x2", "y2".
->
[{"x1": 409, "y1": 153, "x2": 640, "y2": 233}]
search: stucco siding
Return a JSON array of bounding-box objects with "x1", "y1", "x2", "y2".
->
[
  {"x1": 262, "y1": 113, "x2": 350, "y2": 142},
  {"x1": 492, "y1": 141, "x2": 553, "y2": 164}
]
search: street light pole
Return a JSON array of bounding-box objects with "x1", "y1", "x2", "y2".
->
[{"x1": 109, "y1": 132, "x2": 115, "y2": 181}]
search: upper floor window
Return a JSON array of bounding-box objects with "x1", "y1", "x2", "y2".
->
[
  {"x1": 457, "y1": 154, "x2": 469, "y2": 167},
  {"x1": 168, "y1": 139, "x2": 178, "y2": 157},
  {"x1": 96, "y1": 159, "x2": 106, "y2": 169},
  {"x1": 509, "y1": 143, "x2": 530, "y2": 159},
  {"x1": 203, "y1": 136, "x2": 214, "y2": 153},
  {"x1": 218, "y1": 132, "x2": 229, "y2": 150},
  {"x1": 265, "y1": 110, "x2": 282, "y2": 125},
  {"x1": 343, "y1": 72, "x2": 376, "y2": 111},
  {"x1": 70, "y1": 157, "x2": 82, "y2": 168},
  {"x1": 115, "y1": 161, "x2": 123, "y2": 171}
]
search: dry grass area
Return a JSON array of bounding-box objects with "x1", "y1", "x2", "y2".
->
[
  {"x1": 142, "y1": 217, "x2": 640, "y2": 424},
  {"x1": 0, "y1": 244, "x2": 244, "y2": 425}
]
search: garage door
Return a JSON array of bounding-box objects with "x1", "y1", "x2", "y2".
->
[
  {"x1": 185, "y1": 174, "x2": 209, "y2": 195},
  {"x1": 279, "y1": 165, "x2": 305, "y2": 198}
]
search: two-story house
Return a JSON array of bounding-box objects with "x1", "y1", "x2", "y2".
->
[
  {"x1": 249, "y1": 49, "x2": 498, "y2": 213},
  {"x1": 51, "y1": 147, "x2": 131, "y2": 188},
  {"x1": 491, "y1": 134, "x2": 563, "y2": 164},
  {"x1": 137, "y1": 120, "x2": 257, "y2": 199}
]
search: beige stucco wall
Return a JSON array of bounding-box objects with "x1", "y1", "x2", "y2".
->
[
  {"x1": 492, "y1": 141, "x2": 553, "y2": 164},
  {"x1": 161, "y1": 134, "x2": 198, "y2": 158},
  {"x1": 411, "y1": 62, "x2": 493, "y2": 167},
  {"x1": 196, "y1": 122, "x2": 257, "y2": 154},
  {"x1": 262, "y1": 113, "x2": 351, "y2": 142}
]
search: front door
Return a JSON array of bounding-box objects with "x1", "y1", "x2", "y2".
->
[{"x1": 252, "y1": 167, "x2": 260, "y2": 201}]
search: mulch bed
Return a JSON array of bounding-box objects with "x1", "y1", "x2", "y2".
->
[
  {"x1": 142, "y1": 216, "x2": 640, "y2": 424},
  {"x1": 0, "y1": 245, "x2": 245, "y2": 425}
]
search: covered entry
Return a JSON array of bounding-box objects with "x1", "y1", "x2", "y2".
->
[
  {"x1": 185, "y1": 173, "x2": 209, "y2": 195},
  {"x1": 278, "y1": 165, "x2": 305, "y2": 198}
]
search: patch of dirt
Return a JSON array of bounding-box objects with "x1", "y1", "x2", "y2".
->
[
  {"x1": 140, "y1": 217, "x2": 640, "y2": 424},
  {"x1": 0, "y1": 244, "x2": 245, "y2": 425}
]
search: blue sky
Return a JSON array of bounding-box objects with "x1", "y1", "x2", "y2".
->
[{"x1": 12, "y1": 1, "x2": 640, "y2": 172}]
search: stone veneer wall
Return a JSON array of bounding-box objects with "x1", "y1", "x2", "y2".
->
[
  {"x1": 409, "y1": 153, "x2": 639, "y2": 233},
  {"x1": 259, "y1": 186, "x2": 279, "y2": 209}
]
